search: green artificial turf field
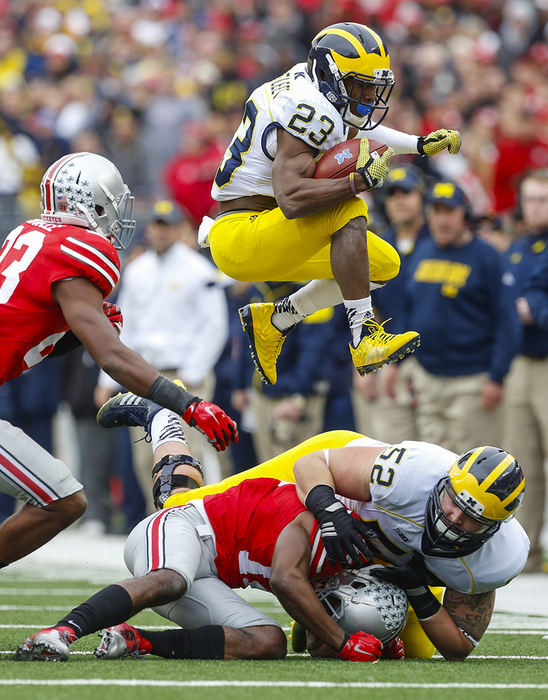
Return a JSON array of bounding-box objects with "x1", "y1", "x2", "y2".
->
[{"x1": 1, "y1": 575, "x2": 547, "y2": 700}]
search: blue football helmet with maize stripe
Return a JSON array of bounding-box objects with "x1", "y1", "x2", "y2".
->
[
  {"x1": 423, "y1": 446, "x2": 525, "y2": 558},
  {"x1": 307, "y1": 22, "x2": 395, "y2": 130}
]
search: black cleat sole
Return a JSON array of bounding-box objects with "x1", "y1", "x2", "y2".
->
[
  {"x1": 238, "y1": 306, "x2": 273, "y2": 386},
  {"x1": 357, "y1": 336, "x2": 421, "y2": 376}
]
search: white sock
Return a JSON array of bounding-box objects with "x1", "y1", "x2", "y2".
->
[
  {"x1": 344, "y1": 296, "x2": 373, "y2": 346},
  {"x1": 271, "y1": 279, "x2": 344, "y2": 331},
  {"x1": 150, "y1": 409, "x2": 188, "y2": 451},
  {"x1": 271, "y1": 297, "x2": 305, "y2": 331},
  {"x1": 290, "y1": 279, "x2": 343, "y2": 316}
]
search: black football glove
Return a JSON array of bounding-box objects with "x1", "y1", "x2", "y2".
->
[
  {"x1": 305, "y1": 484, "x2": 374, "y2": 567},
  {"x1": 372, "y1": 552, "x2": 441, "y2": 621}
]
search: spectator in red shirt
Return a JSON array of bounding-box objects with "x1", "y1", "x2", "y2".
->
[{"x1": 163, "y1": 118, "x2": 225, "y2": 227}]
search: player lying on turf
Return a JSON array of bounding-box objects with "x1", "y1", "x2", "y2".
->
[
  {"x1": 15, "y1": 395, "x2": 405, "y2": 663},
  {"x1": 0, "y1": 153, "x2": 237, "y2": 570},
  {"x1": 158, "y1": 408, "x2": 530, "y2": 660},
  {"x1": 203, "y1": 21, "x2": 461, "y2": 385}
]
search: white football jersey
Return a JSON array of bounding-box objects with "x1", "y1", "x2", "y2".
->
[
  {"x1": 338, "y1": 438, "x2": 529, "y2": 595},
  {"x1": 211, "y1": 63, "x2": 347, "y2": 201}
]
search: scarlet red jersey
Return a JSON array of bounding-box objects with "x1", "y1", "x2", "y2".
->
[
  {"x1": 0, "y1": 218, "x2": 120, "y2": 384},
  {"x1": 197, "y1": 477, "x2": 345, "y2": 590}
]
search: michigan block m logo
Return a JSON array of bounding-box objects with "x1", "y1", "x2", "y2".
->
[{"x1": 334, "y1": 148, "x2": 352, "y2": 165}]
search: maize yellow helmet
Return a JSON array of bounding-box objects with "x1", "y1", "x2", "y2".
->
[
  {"x1": 423, "y1": 446, "x2": 525, "y2": 558},
  {"x1": 307, "y1": 22, "x2": 395, "y2": 130}
]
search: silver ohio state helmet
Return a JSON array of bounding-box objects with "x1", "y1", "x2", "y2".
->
[
  {"x1": 313, "y1": 565, "x2": 408, "y2": 644},
  {"x1": 40, "y1": 152, "x2": 136, "y2": 249}
]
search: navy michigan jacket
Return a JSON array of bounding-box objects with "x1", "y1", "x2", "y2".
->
[
  {"x1": 506, "y1": 228, "x2": 548, "y2": 358},
  {"x1": 404, "y1": 236, "x2": 520, "y2": 383}
]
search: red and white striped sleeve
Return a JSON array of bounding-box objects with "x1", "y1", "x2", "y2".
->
[{"x1": 47, "y1": 227, "x2": 121, "y2": 298}]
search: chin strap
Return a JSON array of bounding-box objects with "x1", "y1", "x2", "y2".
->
[
  {"x1": 74, "y1": 201, "x2": 100, "y2": 231},
  {"x1": 152, "y1": 454, "x2": 203, "y2": 508}
]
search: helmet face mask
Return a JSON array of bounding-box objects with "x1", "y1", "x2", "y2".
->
[
  {"x1": 307, "y1": 23, "x2": 395, "y2": 130},
  {"x1": 423, "y1": 477, "x2": 499, "y2": 558},
  {"x1": 423, "y1": 447, "x2": 525, "y2": 558},
  {"x1": 313, "y1": 566, "x2": 408, "y2": 644},
  {"x1": 340, "y1": 69, "x2": 394, "y2": 129},
  {"x1": 40, "y1": 152, "x2": 136, "y2": 250}
]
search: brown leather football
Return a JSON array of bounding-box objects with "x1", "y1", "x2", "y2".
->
[{"x1": 313, "y1": 138, "x2": 387, "y2": 179}]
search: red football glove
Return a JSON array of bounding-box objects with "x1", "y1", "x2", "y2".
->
[
  {"x1": 182, "y1": 399, "x2": 239, "y2": 451},
  {"x1": 103, "y1": 302, "x2": 123, "y2": 335},
  {"x1": 382, "y1": 636, "x2": 405, "y2": 660},
  {"x1": 337, "y1": 632, "x2": 382, "y2": 663}
]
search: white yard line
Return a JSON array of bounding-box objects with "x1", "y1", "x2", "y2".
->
[
  {"x1": 2, "y1": 649, "x2": 548, "y2": 660},
  {"x1": 0, "y1": 680, "x2": 548, "y2": 689}
]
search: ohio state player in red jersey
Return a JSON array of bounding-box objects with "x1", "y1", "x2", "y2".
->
[
  {"x1": 0, "y1": 152, "x2": 237, "y2": 569},
  {"x1": 17, "y1": 408, "x2": 386, "y2": 663}
]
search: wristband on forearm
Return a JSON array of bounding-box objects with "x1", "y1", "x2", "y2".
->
[
  {"x1": 348, "y1": 172, "x2": 357, "y2": 195},
  {"x1": 145, "y1": 375, "x2": 199, "y2": 416},
  {"x1": 406, "y1": 585, "x2": 442, "y2": 621}
]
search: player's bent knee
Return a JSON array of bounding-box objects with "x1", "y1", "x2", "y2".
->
[
  {"x1": 65, "y1": 490, "x2": 87, "y2": 521},
  {"x1": 139, "y1": 569, "x2": 187, "y2": 606},
  {"x1": 334, "y1": 215, "x2": 367, "y2": 239},
  {"x1": 368, "y1": 231, "x2": 400, "y2": 283},
  {"x1": 241, "y1": 625, "x2": 287, "y2": 659},
  {"x1": 385, "y1": 248, "x2": 400, "y2": 281},
  {"x1": 262, "y1": 625, "x2": 287, "y2": 659},
  {"x1": 45, "y1": 489, "x2": 87, "y2": 525}
]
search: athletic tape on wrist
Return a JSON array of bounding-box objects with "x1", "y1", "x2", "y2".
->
[
  {"x1": 408, "y1": 588, "x2": 442, "y2": 621},
  {"x1": 146, "y1": 375, "x2": 196, "y2": 415}
]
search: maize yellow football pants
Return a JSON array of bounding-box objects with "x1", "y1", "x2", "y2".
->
[
  {"x1": 209, "y1": 199, "x2": 400, "y2": 283},
  {"x1": 164, "y1": 430, "x2": 362, "y2": 507}
]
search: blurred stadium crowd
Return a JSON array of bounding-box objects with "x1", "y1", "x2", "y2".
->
[
  {"x1": 0, "y1": 1, "x2": 547, "y2": 569},
  {"x1": 1, "y1": 0, "x2": 547, "y2": 238}
]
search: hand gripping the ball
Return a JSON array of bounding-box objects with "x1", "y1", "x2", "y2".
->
[
  {"x1": 417, "y1": 129, "x2": 462, "y2": 156},
  {"x1": 182, "y1": 398, "x2": 239, "y2": 452},
  {"x1": 355, "y1": 138, "x2": 395, "y2": 191},
  {"x1": 337, "y1": 631, "x2": 383, "y2": 662},
  {"x1": 103, "y1": 301, "x2": 123, "y2": 334}
]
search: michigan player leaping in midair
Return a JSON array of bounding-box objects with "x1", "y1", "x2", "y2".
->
[{"x1": 204, "y1": 22, "x2": 461, "y2": 385}]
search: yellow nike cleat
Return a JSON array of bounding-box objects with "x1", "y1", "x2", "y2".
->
[
  {"x1": 238, "y1": 303, "x2": 291, "y2": 385},
  {"x1": 289, "y1": 620, "x2": 307, "y2": 654},
  {"x1": 350, "y1": 318, "x2": 420, "y2": 375}
]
